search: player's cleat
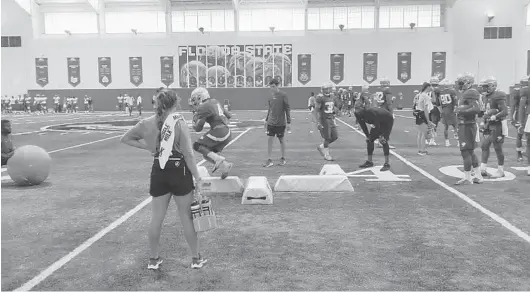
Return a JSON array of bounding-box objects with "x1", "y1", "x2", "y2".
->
[
  {"x1": 445, "y1": 140, "x2": 451, "y2": 147},
  {"x1": 481, "y1": 170, "x2": 489, "y2": 177},
  {"x1": 517, "y1": 152, "x2": 523, "y2": 162},
  {"x1": 455, "y1": 178, "x2": 473, "y2": 185},
  {"x1": 220, "y1": 161, "x2": 233, "y2": 180},
  {"x1": 359, "y1": 161, "x2": 374, "y2": 168},
  {"x1": 490, "y1": 169, "x2": 505, "y2": 178},
  {"x1": 472, "y1": 174, "x2": 484, "y2": 184},
  {"x1": 263, "y1": 159, "x2": 274, "y2": 168},
  {"x1": 418, "y1": 150, "x2": 428, "y2": 156},
  {"x1": 324, "y1": 154, "x2": 334, "y2": 161},
  {"x1": 147, "y1": 257, "x2": 163, "y2": 270},
  {"x1": 317, "y1": 145, "x2": 325, "y2": 157},
  {"x1": 279, "y1": 157, "x2": 287, "y2": 166},
  {"x1": 380, "y1": 163, "x2": 391, "y2": 172},
  {"x1": 206, "y1": 152, "x2": 225, "y2": 173},
  {"x1": 191, "y1": 254, "x2": 208, "y2": 269}
]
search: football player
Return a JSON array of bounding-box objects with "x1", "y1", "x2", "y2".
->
[
  {"x1": 374, "y1": 78, "x2": 393, "y2": 114},
  {"x1": 190, "y1": 87, "x2": 233, "y2": 179},
  {"x1": 516, "y1": 75, "x2": 530, "y2": 175},
  {"x1": 511, "y1": 81, "x2": 524, "y2": 162},
  {"x1": 427, "y1": 76, "x2": 442, "y2": 146},
  {"x1": 314, "y1": 83, "x2": 339, "y2": 161},
  {"x1": 438, "y1": 79, "x2": 459, "y2": 147},
  {"x1": 478, "y1": 77, "x2": 508, "y2": 178},
  {"x1": 354, "y1": 91, "x2": 394, "y2": 172},
  {"x1": 454, "y1": 73, "x2": 484, "y2": 185}
]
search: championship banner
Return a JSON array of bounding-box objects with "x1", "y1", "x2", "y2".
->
[
  {"x1": 98, "y1": 57, "x2": 112, "y2": 87},
  {"x1": 177, "y1": 44, "x2": 292, "y2": 88},
  {"x1": 432, "y1": 52, "x2": 446, "y2": 81},
  {"x1": 397, "y1": 52, "x2": 411, "y2": 83},
  {"x1": 330, "y1": 54, "x2": 344, "y2": 85},
  {"x1": 35, "y1": 58, "x2": 49, "y2": 87},
  {"x1": 129, "y1": 57, "x2": 143, "y2": 87},
  {"x1": 363, "y1": 53, "x2": 378, "y2": 84},
  {"x1": 160, "y1": 56, "x2": 174, "y2": 87},
  {"x1": 297, "y1": 54, "x2": 311, "y2": 85},
  {"x1": 67, "y1": 57, "x2": 80, "y2": 87}
]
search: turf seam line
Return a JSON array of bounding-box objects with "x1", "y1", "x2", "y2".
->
[
  {"x1": 336, "y1": 118, "x2": 530, "y2": 245},
  {"x1": 14, "y1": 127, "x2": 253, "y2": 292}
]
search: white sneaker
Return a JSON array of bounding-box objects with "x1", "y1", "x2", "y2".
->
[
  {"x1": 490, "y1": 169, "x2": 505, "y2": 179},
  {"x1": 445, "y1": 140, "x2": 450, "y2": 147}
]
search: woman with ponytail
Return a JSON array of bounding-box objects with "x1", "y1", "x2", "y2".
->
[{"x1": 121, "y1": 89, "x2": 207, "y2": 270}]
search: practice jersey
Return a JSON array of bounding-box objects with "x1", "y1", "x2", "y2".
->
[
  {"x1": 457, "y1": 88, "x2": 481, "y2": 124},
  {"x1": 196, "y1": 99, "x2": 230, "y2": 128},
  {"x1": 373, "y1": 86, "x2": 393, "y2": 113},
  {"x1": 315, "y1": 93, "x2": 336, "y2": 120},
  {"x1": 356, "y1": 107, "x2": 394, "y2": 127},
  {"x1": 511, "y1": 88, "x2": 521, "y2": 121},
  {"x1": 483, "y1": 90, "x2": 508, "y2": 122},
  {"x1": 439, "y1": 88, "x2": 458, "y2": 114}
]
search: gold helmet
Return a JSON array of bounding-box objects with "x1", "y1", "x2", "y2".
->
[
  {"x1": 456, "y1": 73, "x2": 475, "y2": 91},
  {"x1": 483, "y1": 76, "x2": 498, "y2": 93},
  {"x1": 321, "y1": 82, "x2": 334, "y2": 95},
  {"x1": 190, "y1": 87, "x2": 210, "y2": 110}
]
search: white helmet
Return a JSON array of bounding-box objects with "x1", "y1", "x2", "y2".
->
[{"x1": 190, "y1": 87, "x2": 210, "y2": 109}]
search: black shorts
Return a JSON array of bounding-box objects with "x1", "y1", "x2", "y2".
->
[
  {"x1": 368, "y1": 119, "x2": 394, "y2": 142},
  {"x1": 266, "y1": 125, "x2": 286, "y2": 138},
  {"x1": 149, "y1": 158, "x2": 194, "y2": 197}
]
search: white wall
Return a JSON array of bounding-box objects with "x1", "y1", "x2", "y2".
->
[
  {"x1": 1, "y1": 0, "x2": 33, "y2": 96},
  {"x1": 27, "y1": 29, "x2": 451, "y2": 89},
  {"x1": 449, "y1": 0, "x2": 529, "y2": 90}
]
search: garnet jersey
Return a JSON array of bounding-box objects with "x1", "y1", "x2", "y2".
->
[
  {"x1": 457, "y1": 88, "x2": 481, "y2": 124},
  {"x1": 373, "y1": 86, "x2": 393, "y2": 113},
  {"x1": 518, "y1": 86, "x2": 530, "y2": 125},
  {"x1": 483, "y1": 90, "x2": 508, "y2": 121},
  {"x1": 196, "y1": 99, "x2": 230, "y2": 128},
  {"x1": 316, "y1": 93, "x2": 336, "y2": 120},
  {"x1": 511, "y1": 88, "x2": 521, "y2": 121},
  {"x1": 439, "y1": 88, "x2": 458, "y2": 114}
]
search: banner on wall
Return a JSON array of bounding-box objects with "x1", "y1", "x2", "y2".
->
[
  {"x1": 297, "y1": 54, "x2": 311, "y2": 85},
  {"x1": 67, "y1": 57, "x2": 80, "y2": 87},
  {"x1": 363, "y1": 53, "x2": 378, "y2": 84},
  {"x1": 330, "y1": 54, "x2": 344, "y2": 85},
  {"x1": 129, "y1": 57, "x2": 143, "y2": 87},
  {"x1": 177, "y1": 44, "x2": 292, "y2": 88},
  {"x1": 98, "y1": 57, "x2": 112, "y2": 87},
  {"x1": 35, "y1": 58, "x2": 49, "y2": 87},
  {"x1": 431, "y1": 52, "x2": 446, "y2": 81},
  {"x1": 397, "y1": 52, "x2": 412, "y2": 83},
  {"x1": 160, "y1": 56, "x2": 174, "y2": 87},
  {"x1": 527, "y1": 50, "x2": 530, "y2": 76}
]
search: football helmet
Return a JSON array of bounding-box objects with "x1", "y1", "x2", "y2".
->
[
  {"x1": 190, "y1": 87, "x2": 210, "y2": 110},
  {"x1": 429, "y1": 76, "x2": 440, "y2": 86},
  {"x1": 380, "y1": 78, "x2": 390, "y2": 86},
  {"x1": 321, "y1": 82, "x2": 334, "y2": 95},
  {"x1": 483, "y1": 76, "x2": 497, "y2": 93},
  {"x1": 456, "y1": 73, "x2": 475, "y2": 91}
]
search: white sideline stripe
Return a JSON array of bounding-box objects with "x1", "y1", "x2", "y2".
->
[
  {"x1": 14, "y1": 127, "x2": 253, "y2": 292},
  {"x1": 48, "y1": 135, "x2": 123, "y2": 154},
  {"x1": 336, "y1": 118, "x2": 530, "y2": 245},
  {"x1": 12, "y1": 131, "x2": 44, "y2": 136}
]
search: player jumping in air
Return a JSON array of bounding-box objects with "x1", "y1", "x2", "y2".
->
[
  {"x1": 189, "y1": 87, "x2": 233, "y2": 179},
  {"x1": 511, "y1": 78, "x2": 526, "y2": 162},
  {"x1": 454, "y1": 73, "x2": 484, "y2": 185},
  {"x1": 354, "y1": 91, "x2": 394, "y2": 172},
  {"x1": 517, "y1": 75, "x2": 530, "y2": 176},
  {"x1": 314, "y1": 83, "x2": 339, "y2": 161},
  {"x1": 478, "y1": 77, "x2": 508, "y2": 178},
  {"x1": 438, "y1": 79, "x2": 459, "y2": 147}
]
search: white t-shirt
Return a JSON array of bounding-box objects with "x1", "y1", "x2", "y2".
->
[{"x1": 137, "y1": 96, "x2": 142, "y2": 104}]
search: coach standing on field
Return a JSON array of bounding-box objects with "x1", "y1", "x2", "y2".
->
[{"x1": 263, "y1": 78, "x2": 291, "y2": 167}]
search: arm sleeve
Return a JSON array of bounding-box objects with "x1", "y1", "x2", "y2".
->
[
  {"x1": 177, "y1": 120, "x2": 200, "y2": 179},
  {"x1": 284, "y1": 95, "x2": 291, "y2": 124},
  {"x1": 193, "y1": 106, "x2": 209, "y2": 132}
]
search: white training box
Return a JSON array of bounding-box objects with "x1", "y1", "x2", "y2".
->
[
  {"x1": 199, "y1": 176, "x2": 245, "y2": 194},
  {"x1": 319, "y1": 164, "x2": 346, "y2": 175},
  {"x1": 274, "y1": 175, "x2": 354, "y2": 192},
  {"x1": 242, "y1": 176, "x2": 273, "y2": 205},
  {"x1": 197, "y1": 166, "x2": 210, "y2": 177}
]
